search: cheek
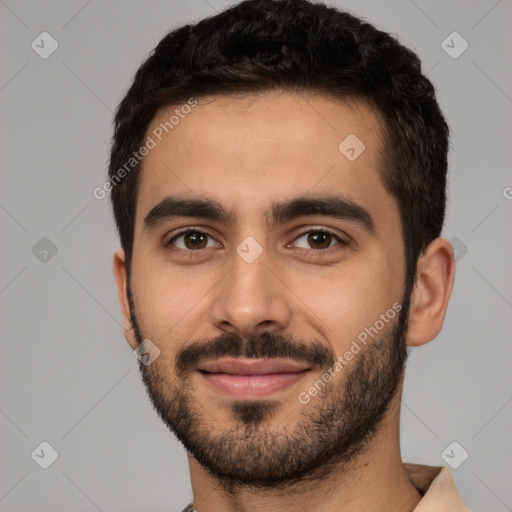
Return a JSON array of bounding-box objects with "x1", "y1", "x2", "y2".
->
[
  {"x1": 289, "y1": 259, "x2": 400, "y2": 349},
  {"x1": 131, "y1": 262, "x2": 209, "y2": 344}
]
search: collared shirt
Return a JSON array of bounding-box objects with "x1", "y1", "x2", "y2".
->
[
  {"x1": 180, "y1": 463, "x2": 472, "y2": 512},
  {"x1": 404, "y1": 463, "x2": 472, "y2": 511}
]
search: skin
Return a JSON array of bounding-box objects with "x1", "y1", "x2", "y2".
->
[{"x1": 113, "y1": 91, "x2": 456, "y2": 512}]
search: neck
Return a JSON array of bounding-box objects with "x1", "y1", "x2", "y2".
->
[{"x1": 187, "y1": 396, "x2": 422, "y2": 512}]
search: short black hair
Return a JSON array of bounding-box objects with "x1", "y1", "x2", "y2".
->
[{"x1": 108, "y1": 0, "x2": 449, "y2": 294}]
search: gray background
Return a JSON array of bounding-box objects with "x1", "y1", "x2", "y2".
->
[{"x1": 1, "y1": 0, "x2": 511, "y2": 510}]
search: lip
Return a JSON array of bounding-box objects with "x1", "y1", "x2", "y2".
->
[{"x1": 198, "y1": 357, "x2": 311, "y2": 398}]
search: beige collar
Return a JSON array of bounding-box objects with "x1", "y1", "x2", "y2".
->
[{"x1": 405, "y1": 463, "x2": 472, "y2": 511}]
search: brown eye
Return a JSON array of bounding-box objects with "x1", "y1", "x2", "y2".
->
[
  {"x1": 307, "y1": 231, "x2": 332, "y2": 249},
  {"x1": 293, "y1": 229, "x2": 344, "y2": 250},
  {"x1": 167, "y1": 230, "x2": 217, "y2": 251},
  {"x1": 183, "y1": 232, "x2": 208, "y2": 250}
]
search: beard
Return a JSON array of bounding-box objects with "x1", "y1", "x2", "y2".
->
[{"x1": 127, "y1": 286, "x2": 410, "y2": 492}]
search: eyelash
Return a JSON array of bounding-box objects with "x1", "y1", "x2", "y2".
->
[{"x1": 165, "y1": 227, "x2": 348, "y2": 256}]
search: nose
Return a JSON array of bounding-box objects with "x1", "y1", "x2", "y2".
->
[{"x1": 210, "y1": 249, "x2": 293, "y2": 338}]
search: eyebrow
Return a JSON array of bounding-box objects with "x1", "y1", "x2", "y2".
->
[{"x1": 143, "y1": 194, "x2": 375, "y2": 235}]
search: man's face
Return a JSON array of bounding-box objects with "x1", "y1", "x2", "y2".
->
[{"x1": 123, "y1": 92, "x2": 409, "y2": 486}]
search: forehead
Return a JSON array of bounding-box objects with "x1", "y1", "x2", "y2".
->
[{"x1": 135, "y1": 91, "x2": 393, "y2": 228}]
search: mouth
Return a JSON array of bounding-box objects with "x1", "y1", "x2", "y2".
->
[{"x1": 198, "y1": 357, "x2": 312, "y2": 398}]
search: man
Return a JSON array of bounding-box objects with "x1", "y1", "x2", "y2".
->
[{"x1": 109, "y1": 0, "x2": 470, "y2": 510}]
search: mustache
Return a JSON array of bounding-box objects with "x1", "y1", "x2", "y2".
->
[{"x1": 176, "y1": 331, "x2": 335, "y2": 374}]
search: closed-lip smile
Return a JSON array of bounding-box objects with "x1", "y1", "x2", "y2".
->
[{"x1": 198, "y1": 357, "x2": 312, "y2": 398}]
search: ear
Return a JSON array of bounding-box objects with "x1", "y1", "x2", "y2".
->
[
  {"x1": 406, "y1": 238, "x2": 456, "y2": 347},
  {"x1": 113, "y1": 248, "x2": 139, "y2": 350}
]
